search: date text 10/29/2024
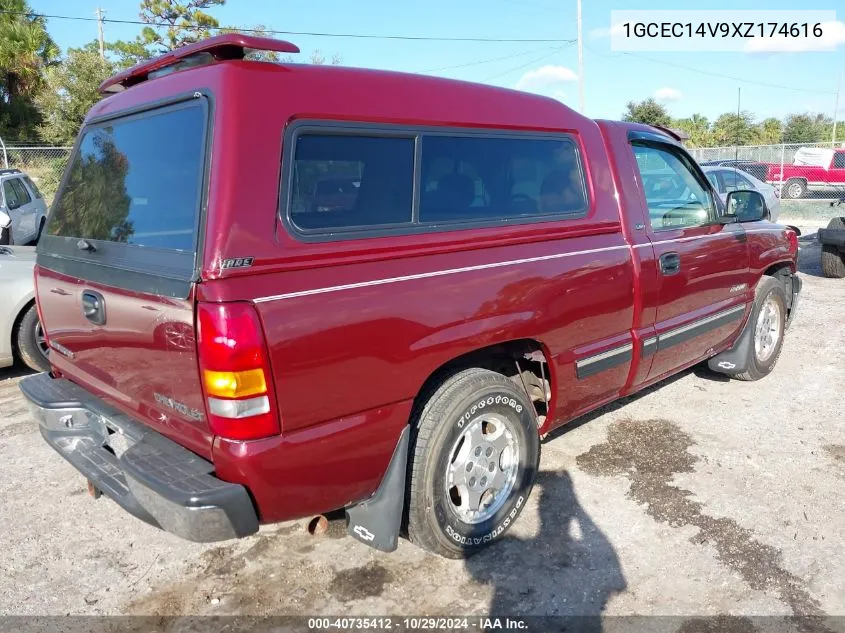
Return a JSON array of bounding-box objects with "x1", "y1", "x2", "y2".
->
[{"x1": 308, "y1": 618, "x2": 528, "y2": 630}]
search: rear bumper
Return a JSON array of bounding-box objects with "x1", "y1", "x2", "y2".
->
[
  {"x1": 818, "y1": 228, "x2": 845, "y2": 250},
  {"x1": 19, "y1": 372, "x2": 258, "y2": 542}
]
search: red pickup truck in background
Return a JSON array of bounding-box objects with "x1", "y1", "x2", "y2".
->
[
  {"x1": 20, "y1": 35, "x2": 802, "y2": 559},
  {"x1": 765, "y1": 147, "x2": 845, "y2": 199}
]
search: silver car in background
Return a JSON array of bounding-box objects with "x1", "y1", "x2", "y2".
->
[
  {"x1": 702, "y1": 165, "x2": 781, "y2": 223},
  {"x1": 0, "y1": 244, "x2": 50, "y2": 372},
  {"x1": 0, "y1": 168, "x2": 49, "y2": 245}
]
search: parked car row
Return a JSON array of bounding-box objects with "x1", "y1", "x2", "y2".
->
[{"x1": 13, "y1": 34, "x2": 803, "y2": 559}]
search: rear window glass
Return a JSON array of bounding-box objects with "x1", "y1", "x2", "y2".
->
[
  {"x1": 47, "y1": 102, "x2": 205, "y2": 251},
  {"x1": 420, "y1": 136, "x2": 587, "y2": 224},
  {"x1": 290, "y1": 134, "x2": 414, "y2": 232},
  {"x1": 23, "y1": 176, "x2": 43, "y2": 199}
]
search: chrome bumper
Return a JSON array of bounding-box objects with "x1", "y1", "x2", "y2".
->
[{"x1": 19, "y1": 373, "x2": 258, "y2": 542}]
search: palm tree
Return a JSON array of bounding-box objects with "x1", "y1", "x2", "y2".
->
[{"x1": 0, "y1": 0, "x2": 60, "y2": 140}]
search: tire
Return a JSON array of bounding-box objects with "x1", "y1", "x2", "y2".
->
[
  {"x1": 406, "y1": 368, "x2": 540, "y2": 558},
  {"x1": 734, "y1": 276, "x2": 787, "y2": 381},
  {"x1": 16, "y1": 304, "x2": 50, "y2": 373},
  {"x1": 782, "y1": 179, "x2": 806, "y2": 200},
  {"x1": 821, "y1": 217, "x2": 845, "y2": 279}
]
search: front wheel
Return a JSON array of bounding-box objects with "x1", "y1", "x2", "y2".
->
[
  {"x1": 406, "y1": 368, "x2": 540, "y2": 558},
  {"x1": 735, "y1": 277, "x2": 787, "y2": 381}
]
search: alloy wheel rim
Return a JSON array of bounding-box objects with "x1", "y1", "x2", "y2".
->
[
  {"x1": 754, "y1": 296, "x2": 781, "y2": 363},
  {"x1": 445, "y1": 412, "x2": 519, "y2": 525},
  {"x1": 35, "y1": 321, "x2": 50, "y2": 359}
]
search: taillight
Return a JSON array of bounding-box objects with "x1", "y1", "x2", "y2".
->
[{"x1": 196, "y1": 302, "x2": 280, "y2": 441}]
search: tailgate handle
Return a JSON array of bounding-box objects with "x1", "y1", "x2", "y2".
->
[{"x1": 81, "y1": 290, "x2": 106, "y2": 325}]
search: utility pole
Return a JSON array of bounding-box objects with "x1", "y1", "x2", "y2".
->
[
  {"x1": 734, "y1": 87, "x2": 741, "y2": 162},
  {"x1": 95, "y1": 8, "x2": 105, "y2": 59},
  {"x1": 577, "y1": 0, "x2": 584, "y2": 114},
  {"x1": 832, "y1": 72, "x2": 841, "y2": 146}
]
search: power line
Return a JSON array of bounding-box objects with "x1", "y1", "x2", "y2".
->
[
  {"x1": 481, "y1": 44, "x2": 572, "y2": 82},
  {"x1": 584, "y1": 43, "x2": 836, "y2": 96},
  {"x1": 0, "y1": 9, "x2": 574, "y2": 43},
  {"x1": 417, "y1": 46, "x2": 554, "y2": 73}
]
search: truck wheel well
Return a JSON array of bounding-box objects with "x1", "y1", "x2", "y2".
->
[
  {"x1": 413, "y1": 339, "x2": 552, "y2": 430},
  {"x1": 762, "y1": 263, "x2": 796, "y2": 314}
]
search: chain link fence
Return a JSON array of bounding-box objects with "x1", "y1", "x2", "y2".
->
[
  {"x1": 688, "y1": 141, "x2": 845, "y2": 204},
  {"x1": 2, "y1": 146, "x2": 72, "y2": 204}
]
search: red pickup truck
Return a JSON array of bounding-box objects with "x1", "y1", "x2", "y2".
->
[
  {"x1": 765, "y1": 147, "x2": 845, "y2": 199},
  {"x1": 20, "y1": 35, "x2": 801, "y2": 559}
]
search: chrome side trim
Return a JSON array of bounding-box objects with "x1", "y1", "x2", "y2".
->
[
  {"x1": 660, "y1": 305, "x2": 746, "y2": 342},
  {"x1": 575, "y1": 342, "x2": 633, "y2": 379}
]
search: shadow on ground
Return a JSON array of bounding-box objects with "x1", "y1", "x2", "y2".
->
[{"x1": 464, "y1": 470, "x2": 626, "y2": 628}]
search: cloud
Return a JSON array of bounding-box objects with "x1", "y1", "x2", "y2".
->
[
  {"x1": 514, "y1": 65, "x2": 578, "y2": 92},
  {"x1": 745, "y1": 20, "x2": 845, "y2": 52},
  {"x1": 589, "y1": 24, "x2": 625, "y2": 39},
  {"x1": 653, "y1": 87, "x2": 682, "y2": 103}
]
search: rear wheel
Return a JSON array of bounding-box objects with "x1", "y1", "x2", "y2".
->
[
  {"x1": 821, "y1": 217, "x2": 845, "y2": 279},
  {"x1": 406, "y1": 368, "x2": 540, "y2": 558},
  {"x1": 735, "y1": 277, "x2": 787, "y2": 381},
  {"x1": 782, "y1": 179, "x2": 806, "y2": 200},
  {"x1": 16, "y1": 304, "x2": 50, "y2": 372}
]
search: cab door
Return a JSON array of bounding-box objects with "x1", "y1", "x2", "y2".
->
[{"x1": 630, "y1": 139, "x2": 751, "y2": 382}]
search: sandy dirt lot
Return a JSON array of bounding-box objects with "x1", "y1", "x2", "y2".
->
[{"x1": 1, "y1": 221, "x2": 843, "y2": 629}]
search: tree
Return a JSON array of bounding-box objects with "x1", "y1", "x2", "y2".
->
[
  {"x1": 622, "y1": 98, "x2": 671, "y2": 127},
  {"x1": 782, "y1": 113, "x2": 823, "y2": 143},
  {"x1": 108, "y1": 0, "x2": 224, "y2": 67},
  {"x1": 753, "y1": 117, "x2": 782, "y2": 145},
  {"x1": 36, "y1": 45, "x2": 115, "y2": 144},
  {"x1": 0, "y1": 0, "x2": 60, "y2": 141},
  {"x1": 672, "y1": 114, "x2": 711, "y2": 148},
  {"x1": 710, "y1": 111, "x2": 756, "y2": 146}
]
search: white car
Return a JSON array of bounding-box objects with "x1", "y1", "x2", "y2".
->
[
  {"x1": 0, "y1": 243, "x2": 50, "y2": 372},
  {"x1": 701, "y1": 165, "x2": 780, "y2": 223},
  {"x1": 0, "y1": 168, "x2": 49, "y2": 245}
]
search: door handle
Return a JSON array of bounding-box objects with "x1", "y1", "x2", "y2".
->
[
  {"x1": 659, "y1": 252, "x2": 681, "y2": 275},
  {"x1": 81, "y1": 290, "x2": 106, "y2": 325}
]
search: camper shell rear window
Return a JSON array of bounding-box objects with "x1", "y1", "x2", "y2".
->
[{"x1": 48, "y1": 99, "x2": 207, "y2": 252}]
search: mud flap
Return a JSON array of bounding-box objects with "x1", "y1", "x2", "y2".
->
[
  {"x1": 708, "y1": 313, "x2": 754, "y2": 376},
  {"x1": 345, "y1": 426, "x2": 409, "y2": 552}
]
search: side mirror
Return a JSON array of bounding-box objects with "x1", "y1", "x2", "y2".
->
[
  {"x1": 6, "y1": 200, "x2": 20, "y2": 211},
  {"x1": 725, "y1": 189, "x2": 767, "y2": 223},
  {"x1": 0, "y1": 210, "x2": 10, "y2": 229}
]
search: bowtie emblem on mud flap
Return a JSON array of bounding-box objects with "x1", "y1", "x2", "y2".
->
[{"x1": 352, "y1": 525, "x2": 375, "y2": 541}]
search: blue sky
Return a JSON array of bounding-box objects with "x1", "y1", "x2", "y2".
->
[{"x1": 31, "y1": 0, "x2": 845, "y2": 122}]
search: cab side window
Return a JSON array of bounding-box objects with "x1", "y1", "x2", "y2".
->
[
  {"x1": 833, "y1": 152, "x2": 845, "y2": 169},
  {"x1": 632, "y1": 143, "x2": 715, "y2": 231}
]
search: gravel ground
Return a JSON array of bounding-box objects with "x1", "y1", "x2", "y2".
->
[{"x1": 0, "y1": 221, "x2": 843, "y2": 627}]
